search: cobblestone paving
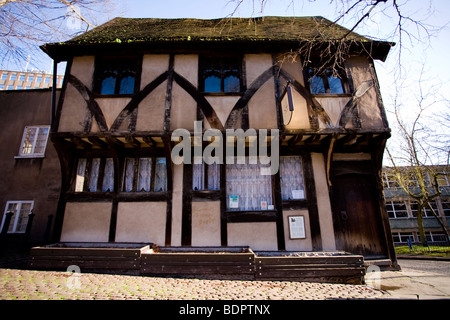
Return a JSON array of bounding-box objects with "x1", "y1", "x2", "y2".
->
[{"x1": 0, "y1": 268, "x2": 387, "y2": 300}]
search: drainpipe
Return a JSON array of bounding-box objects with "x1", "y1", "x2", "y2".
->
[{"x1": 51, "y1": 60, "x2": 58, "y2": 128}]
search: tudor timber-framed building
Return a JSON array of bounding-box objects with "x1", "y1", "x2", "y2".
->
[{"x1": 40, "y1": 16, "x2": 397, "y2": 265}]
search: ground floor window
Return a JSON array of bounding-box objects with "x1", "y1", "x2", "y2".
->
[
  {"x1": 193, "y1": 162, "x2": 220, "y2": 191},
  {"x1": 1, "y1": 201, "x2": 33, "y2": 233},
  {"x1": 75, "y1": 158, "x2": 114, "y2": 192},
  {"x1": 392, "y1": 232, "x2": 414, "y2": 244},
  {"x1": 226, "y1": 159, "x2": 273, "y2": 211},
  {"x1": 279, "y1": 156, "x2": 305, "y2": 200},
  {"x1": 123, "y1": 157, "x2": 167, "y2": 192}
]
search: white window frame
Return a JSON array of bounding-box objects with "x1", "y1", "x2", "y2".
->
[
  {"x1": 15, "y1": 125, "x2": 50, "y2": 158},
  {"x1": 1, "y1": 201, "x2": 34, "y2": 234}
]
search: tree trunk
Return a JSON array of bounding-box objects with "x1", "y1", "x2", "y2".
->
[{"x1": 416, "y1": 204, "x2": 427, "y2": 246}]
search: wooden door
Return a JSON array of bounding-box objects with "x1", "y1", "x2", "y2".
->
[{"x1": 331, "y1": 161, "x2": 387, "y2": 257}]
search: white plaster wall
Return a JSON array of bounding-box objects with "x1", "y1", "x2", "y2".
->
[
  {"x1": 115, "y1": 202, "x2": 167, "y2": 244},
  {"x1": 311, "y1": 153, "x2": 336, "y2": 251},
  {"x1": 141, "y1": 54, "x2": 169, "y2": 89},
  {"x1": 170, "y1": 164, "x2": 183, "y2": 246},
  {"x1": 227, "y1": 222, "x2": 278, "y2": 251},
  {"x1": 282, "y1": 209, "x2": 313, "y2": 251},
  {"x1": 60, "y1": 202, "x2": 111, "y2": 242},
  {"x1": 174, "y1": 54, "x2": 198, "y2": 87},
  {"x1": 71, "y1": 56, "x2": 95, "y2": 89},
  {"x1": 58, "y1": 84, "x2": 88, "y2": 132},
  {"x1": 347, "y1": 56, "x2": 384, "y2": 128},
  {"x1": 135, "y1": 81, "x2": 166, "y2": 131},
  {"x1": 191, "y1": 201, "x2": 221, "y2": 246}
]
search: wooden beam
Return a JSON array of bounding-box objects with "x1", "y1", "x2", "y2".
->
[
  {"x1": 71, "y1": 137, "x2": 92, "y2": 150},
  {"x1": 87, "y1": 136, "x2": 109, "y2": 149},
  {"x1": 125, "y1": 136, "x2": 141, "y2": 148}
]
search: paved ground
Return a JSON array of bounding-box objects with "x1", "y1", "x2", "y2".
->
[{"x1": 0, "y1": 258, "x2": 449, "y2": 301}]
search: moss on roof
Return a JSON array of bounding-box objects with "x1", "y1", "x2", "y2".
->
[
  {"x1": 42, "y1": 16, "x2": 393, "y2": 61},
  {"x1": 65, "y1": 16, "x2": 371, "y2": 44}
]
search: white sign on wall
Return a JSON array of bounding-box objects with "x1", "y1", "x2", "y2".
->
[{"x1": 288, "y1": 216, "x2": 306, "y2": 239}]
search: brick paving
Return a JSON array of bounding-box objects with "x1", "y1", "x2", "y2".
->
[{"x1": 0, "y1": 268, "x2": 387, "y2": 300}]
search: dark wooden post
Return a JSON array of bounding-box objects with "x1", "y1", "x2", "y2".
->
[
  {"x1": 22, "y1": 211, "x2": 35, "y2": 250},
  {"x1": 44, "y1": 214, "x2": 54, "y2": 244},
  {"x1": 1, "y1": 211, "x2": 14, "y2": 236},
  {"x1": 0, "y1": 211, "x2": 14, "y2": 251}
]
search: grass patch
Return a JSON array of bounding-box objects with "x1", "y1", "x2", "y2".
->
[{"x1": 395, "y1": 245, "x2": 450, "y2": 257}]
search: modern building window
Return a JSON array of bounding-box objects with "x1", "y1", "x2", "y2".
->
[
  {"x1": 226, "y1": 159, "x2": 273, "y2": 211},
  {"x1": 1, "y1": 201, "x2": 33, "y2": 233},
  {"x1": 1, "y1": 73, "x2": 8, "y2": 80},
  {"x1": 201, "y1": 56, "x2": 241, "y2": 93},
  {"x1": 386, "y1": 201, "x2": 408, "y2": 219},
  {"x1": 19, "y1": 75, "x2": 26, "y2": 81},
  {"x1": 306, "y1": 68, "x2": 346, "y2": 94},
  {"x1": 280, "y1": 156, "x2": 305, "y2": 200},
  {"x1": 17, "y1": 126, "x2": 50, "y2": 158},
  {"x1": 411, "y1": 201, "x2": 439, "y2": 218},
  {"x1": 193, "y1": 162, "x2": 220, "y2": 191},
  {"x1": 382, "y1": 172, "x2": 400, "y2": 188},
  {"x1": 392, "y1": 232, "x2": 414, "y2": 244},
  {"x1": 437, "y1": 172, "x2": 449, "y2": 187},
  {"x1": 94, "y1": 57, "x2": 138, "y2": 95},
  {"x1": 122, "y1": 157, "x2": 167, "y2": 192},
  {"x1": 442, "y1": 201, "x2": 450, "y2": 217}
]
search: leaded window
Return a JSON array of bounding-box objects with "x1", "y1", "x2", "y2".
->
[
  {"x1": 17, "y1": 126, "x2": 50, "y2": 158},
  {"x1": 226, "y1": 159, "x2": 273, "y2": 211},
  {"x1": 94, "y1": 57, "x2": 138, "y2": 95},
  {"x1": 1, "y1": 201, "x2": 33, "y2": 233},
  {"x1": 201, "y1": 56, "x2": 241, "y2": 93}
]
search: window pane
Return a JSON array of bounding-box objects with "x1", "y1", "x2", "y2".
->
[
  {"x1": 100, "y1": 76, "x2": 116, "y2": 94},
  {"x1": 280, "y1": 156, "x2": 305, "y2": 200},
  {"x1": 207, "y1": 162, "x2": 220, "y2": 191},
  {"x1": 89, "y1": 158, "x2": 101, "y2": 192},
  {"x1": 393, "y1": 202, "x2": 408, "y2": 218},
  {"x1": 442, "y1": 202, "x2": 450, "y2": 217},
  {"x1": 33, "y1": 127, "x2": 49, "y2": 154},
  {"x1": 224, "y1": 75, "x2": 240, "y2": 92},
  {"x1": 21, "y1": 127, "x2": 37, "y2": 154},
  {"x1": 119, "y1": 76, "x2": 135, "y2": 94},
  {"x1": 193, "y1": 162, "x2": 205, "y2": 191},
  {"x1": 154, "y1": 158, "x2": 167, "y2": 192},
  {"x1": 309, "y1": 76, "x2": 325, "y2": 94},
  {"x1": 5, "y1": 203, "x2": 18, "y2": 233},
  {"x1": 204, "y1": 75, "x2": 221, "y2": 92},
  {"x1": 75, "y1": 159, "x2": 87, "y2": 192},
  {"x1": 137, "y1": 158, "x2": 152, "y2": 192},
  {"x1": 327, "y1": 75, "x2": 344, "y2": 94},
  {"x1": 102, "y1": 158, "x2": 114, "y2": 192},
  {"x1": 16, "y1": 203, "x2": 31, "y2": 232},
  {"x1": 123, "y1": 158, "x2": 135, "y2": 192},
  {"x1": 19, "y1": 75, "x2": 26, "y2": 81},
  {"x1": 226, "y1": 160, "x2": 272, "y2": 211}
]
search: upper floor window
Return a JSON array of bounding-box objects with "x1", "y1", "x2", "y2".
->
[
  {"x1": 200, "y1": 56, "x2": 242, "y2": 93},
  {"x1": 306, "y1": 67, "x2": 347, "y2": 94},
  {"x1": 17, "y1": 126, "x2": 50, "y2": 158},
  {"x1": 94, "y1": 57, "x2": 138, "y2": 95}
]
